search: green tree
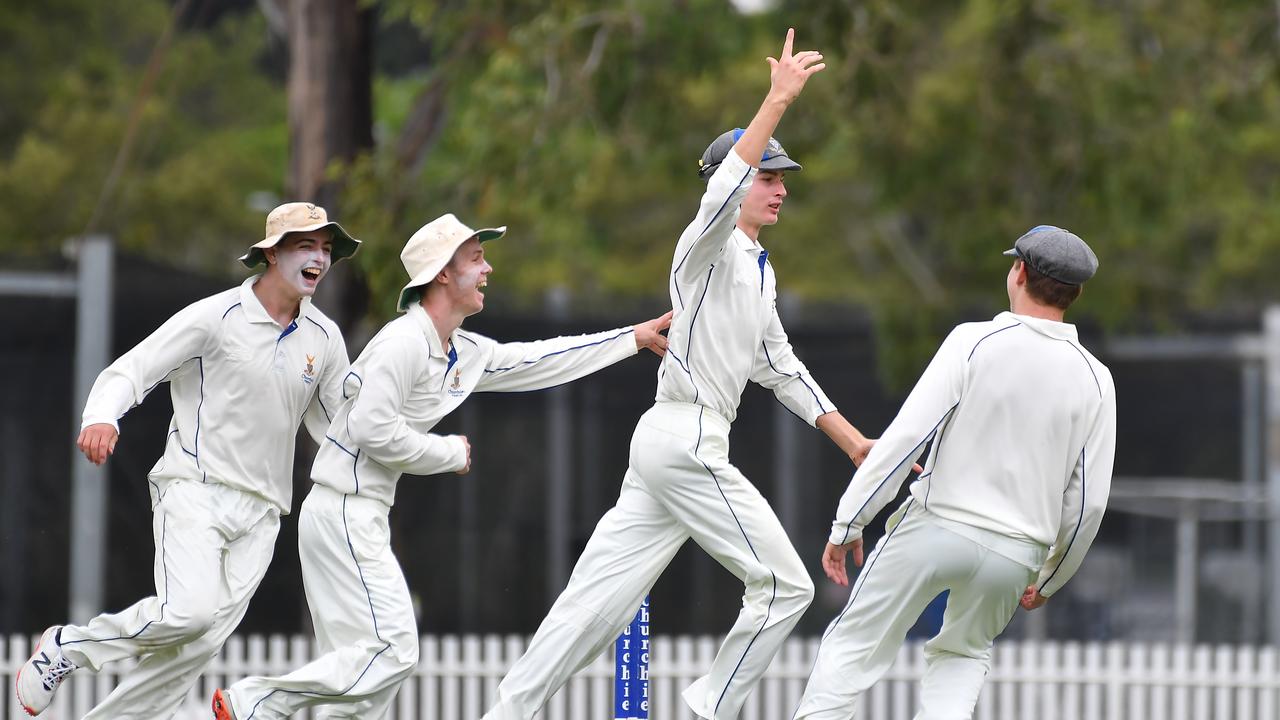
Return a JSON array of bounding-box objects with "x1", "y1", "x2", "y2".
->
[{"x1": 0, "y1": 0, "x2": 286, "y2": 270}]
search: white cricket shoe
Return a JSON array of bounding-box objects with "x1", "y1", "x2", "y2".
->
[{"x1": 15, "y1": 626, "x2": 77, "y2": 716}]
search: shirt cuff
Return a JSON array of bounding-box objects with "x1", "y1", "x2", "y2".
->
[{"x1": 829, "y1": 523, "x2": 863, "y2": 546}]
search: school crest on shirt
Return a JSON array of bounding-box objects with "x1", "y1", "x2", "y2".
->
[
  {"x1": 447, "y1": 367, "x2": 464, "y2": 397},
  {"x1": 301, "y1": 354, "x2": 316, "y2": 384}
]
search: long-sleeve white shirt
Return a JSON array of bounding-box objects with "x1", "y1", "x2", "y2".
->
[
  {"x1": 81, "y1": 276, "x2": 349, "y2": 512},
  {"x1": 311, "y1": 303, "x2": 639, "y2": 507},
  {"x1": 655, "y1": 147, "x2": 834, "y2": 426},
  {"x1": 829, "y1": 312, "x2": 1117, "y2": 597}
]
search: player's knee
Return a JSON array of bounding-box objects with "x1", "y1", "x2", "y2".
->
[
  {"x1": 387, "y1": 633, "x2": 420, "y2": 676},
  {"x1": 166, "y1": 604, "x2": 218, "y2": 640},
  {"x1": 777, "y1": 571, "x2": 815, "y2": 615}
]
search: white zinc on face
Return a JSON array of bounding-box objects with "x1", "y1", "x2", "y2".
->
[{"x1": 268, "y1": 230, "x2": 334, "y2": 297}]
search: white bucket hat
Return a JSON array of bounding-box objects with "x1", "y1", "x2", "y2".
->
[
  {"x1": 239, "y1": 202, "x2": 361, "y2": 268},
  {"x1": 397, "y1": 213, "x2": 506, "y2": 311}
]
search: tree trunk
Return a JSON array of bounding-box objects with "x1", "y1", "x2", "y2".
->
[
  {"x1": 284, "y1": 0, "x2": 375, "y2": 631},
  {"x1": 287, "y1": 0, "x2": 373, "y2": 333}
]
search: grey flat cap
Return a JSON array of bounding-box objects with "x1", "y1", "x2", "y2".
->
[
  {"x1": 697, "y1": 128, "x2": 801, "y2": 180},
  {"x1": 1003, "y1": 225, "x2": 1098, "y2": 285}
]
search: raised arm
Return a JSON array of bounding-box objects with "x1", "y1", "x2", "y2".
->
[{"x1": 672, "y1": 29, "x2": 826, "y2": 288}]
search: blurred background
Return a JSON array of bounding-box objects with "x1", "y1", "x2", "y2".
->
[{"x1": 3, "y1": 0, "x2": 1280, "y2": 654}]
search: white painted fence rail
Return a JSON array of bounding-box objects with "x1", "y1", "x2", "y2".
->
[{"x1": 3, "y1": 634, "x2": 1278, "y2": 719}]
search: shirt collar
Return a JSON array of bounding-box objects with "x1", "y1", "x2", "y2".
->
[
  {"x1": 239, "y1": 275, "x2": 314, "y2": 327},
  {"x1": 998, "y1": 310, "x2": 1078, "y2": 342},
  {"x1": 407, "y1": 302, "x2": 449, "y2": 359},
  {"x1": 732, "y1": 228, "x2": 765, "y2": 253}
]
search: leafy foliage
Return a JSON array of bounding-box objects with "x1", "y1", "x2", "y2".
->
[
  {"x1": 0, "y1": 0, "x2": 285, "y2": 270},
  {"x1": 4, "y1": 0, "x2": 1280, "y2": 378}
]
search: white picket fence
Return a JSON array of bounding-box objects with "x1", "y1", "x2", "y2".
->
[{"x1": 3, "y1": 634, "x2": 1279, "y2": 719}]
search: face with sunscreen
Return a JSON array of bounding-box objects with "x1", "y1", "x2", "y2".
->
[{"x1": 267, "y1": 230, "x2": 333, "y2": 297}]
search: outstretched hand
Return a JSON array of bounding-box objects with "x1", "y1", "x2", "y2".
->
[
  {"x1": 821, "y1": 539, "x2": 864, "y2": 587},
  {"x1": 635, "y1": 310, "x2": 673, "y2": 357},
  {"x1": 766, "y1": 28, "x2": 826, "y2": 106}
]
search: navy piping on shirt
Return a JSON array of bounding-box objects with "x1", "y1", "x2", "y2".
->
[
  {"x1": 194, "y1": 358, "x2": 206, "y2": 482},
  {"x1": 314, "y1": 392, "x2": 331, "y2": 423},
  {"x1": 221, "y1": 302, "x2": 241, "y2": 320},
  {"x1": 673, "y1": 166, "x2": 753, "y2": 308},
  {"x1": 326, "y1": 435, "x2": 358, "y2": 458},
  {"x1": 304, "y1": 315, "x2": 330, "y2": 339},
  {"x1": 837, "y1": 324, "x2": 1026, "y2": 543},
  {"x1": 693, "y1": 407, "x2": 777, "y2": 717},
  {"x1": 920, "y1": 412, "x2": 955, "y2": 510},
  {"x1": 343, "y1": 371, "x2": 363, "y2": 400},
  {"x1": 482, "y1": 328, "x2": 634, "y2": 374},
  {"x1": 352, "y1": 448, "x2": 362, "y2": 493},
  {"x1": 1038, "y1": 447, "x2": 1088, "y2": 593},
  {"x1": 837, "y1": 405, "x2": 957, "y2": 545},
  {"x1": 168, "y1": 427, "x2": 197, "y2": 460},
  {"x1": 678, "y1": 266, "x2": 716, "y2": 404},
  {"x1": 1054, "y1": 338, "x2": 1103, "y2": 399},
  {"x1": 760, "y1": 341, "x2": 830, "y2": 415},
  {"x1": 968, "y1": 323, "x2": 1022, "y2": 361}
]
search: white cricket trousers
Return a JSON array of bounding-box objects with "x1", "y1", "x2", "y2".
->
[
  {"x1": 793, "y1": 500, "x2": 1045, "y2": 720},
  {"x1": 485, "y1": 402, "x2": 815, "y2": 720},
  {"x1": 225, "y1": 484, "x2": 418, "y2": 720},
  {"x1": 57, "y1": 478, "x2": 279, "y2": 720}
]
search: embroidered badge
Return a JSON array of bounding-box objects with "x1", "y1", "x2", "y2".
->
[{"x1": 301, "y1": 354, "x2": 316, "y2": 384}]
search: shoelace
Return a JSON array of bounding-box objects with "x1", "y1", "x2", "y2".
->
[{"x1": 41, "y1": 658, "x2": 75, "y2": 691}]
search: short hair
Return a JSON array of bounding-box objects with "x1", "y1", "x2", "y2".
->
[{"x1": 1021, "y1": 260, "x2": 1082, "y2": 310}]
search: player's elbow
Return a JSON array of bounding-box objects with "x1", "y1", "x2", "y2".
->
[{"x1": 345, "y1": 409, "x2": 387, "y2": 450}]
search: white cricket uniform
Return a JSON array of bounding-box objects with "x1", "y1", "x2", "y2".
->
[
  {"x1": 57, "y1": 276, "x2": 348, "y2": 720},
  {"x1": 225, "y1": 302, "x2": 638, "y2": 720},
  {"x1": 794, "y1": 312, "x2": 1117, "y2": 719},
  {"x1": 486, "y1": 148, "x2": 835, "y2": 720}
]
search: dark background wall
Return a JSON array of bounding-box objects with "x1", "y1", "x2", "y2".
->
[{"x1": 0, "y1": 255, "x2": 1253, "y2": 641}]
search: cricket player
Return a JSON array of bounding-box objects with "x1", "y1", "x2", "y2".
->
[
  {"x1": 210, "y1": 213, "x2": 672, "y2": 720},
  {"x1": 485, "y1": 29, "x2": 880, "y2": 720},
  {"x1": 15, "y1": 203, "x2": 359, "y2": 718},
  {"x1": 792, "y1": 226, "x2": 1117, "y2": 719}
]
